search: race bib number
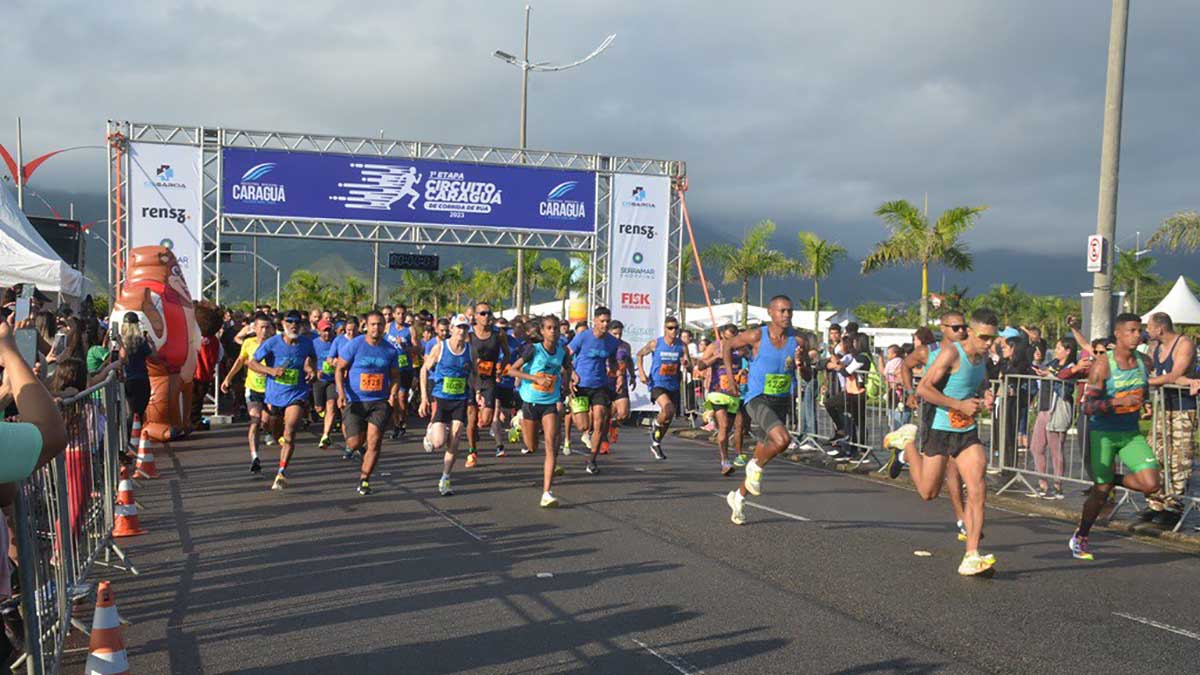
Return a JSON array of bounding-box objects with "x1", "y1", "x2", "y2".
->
[
  {"x1": 1113, "y1": 390, "x2": 1144, "y2": 415},
  {"x1": 532, "y1": 373, "x2": 557, "y2": 393},
  {"x1": 659, "y1": 362, "x2": 679, "y2": 377},
  {"x1": 442, "y1": 376, "x2": 466, "y2": 395},
  {"x1": 397, "y1": 353, "x2": 410, "y2": 369},
  {"x1": 477, "y1": 360, "x2": 496, "y2": 377},
  {"x1": 764, "y1": 373, "x2": 791, "y2": 395},
  {"x1": 359, "y1": 372, "x2": 384, "y2": 392},
  {"x1": 948, "y1": 409, "x2": 975, "y2": 429},
  {"x1": 719, "y1": 374, "x2": 732, "y2": 391},
  {"x1": 321, "y1": 360, "x2": 335, "y2": 376},
  {"x1": 276, "y1": 368, "x2": 299, "y2": 386},
  {"x1": 247, "y1": 371, "x2": 267, "y2": 390}
]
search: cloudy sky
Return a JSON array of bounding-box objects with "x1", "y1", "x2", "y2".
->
[{"x1": 3, "y1": 0, "x2": 1197, "y2": 263}]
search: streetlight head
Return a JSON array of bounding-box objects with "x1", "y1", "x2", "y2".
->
[{"x1": 493, "y1": 50, "x2": 519, "y2": 65}]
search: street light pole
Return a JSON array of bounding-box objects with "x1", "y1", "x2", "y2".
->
[
  {"x1": 494, "y1": 7, "x2": 614, "y2": 316},
  {"x1": 1089, "y1": 0, "x2": 1130, "y2": 340},
  {"x1": 15, "y1": 117, "x2": 23, "y2": 210}
]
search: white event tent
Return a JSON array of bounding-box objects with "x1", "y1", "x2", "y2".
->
[
  {"x1": 1142, "y1": 276, "x2": 1200, "y2": 325},
  {"x1": 0, "y1": 180, "x2": 84, "y2": 297}
]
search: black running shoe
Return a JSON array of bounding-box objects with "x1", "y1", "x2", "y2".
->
[
  {"x1": 586, "y1": 460, "x2": 599, "y2": 475},
  {"x1": 888, "y1": 449, "x2": 903, "y2": 479},
  {"x1": 250, "y1": 457, "x2": 262, "y2": 475},
  {"x1": 357, "y1": 480, "x2": 372, "y2": 496},
  {"x1": 650, "y1": 444, "x2": 667, "y2": 461}
]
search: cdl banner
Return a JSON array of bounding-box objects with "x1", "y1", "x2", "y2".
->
[
  {"x1": 608, "y1": 174, "x2": 671, "y2": 411},
  {"x1": 221, "y1": 147, "x2": 596, "y2": 234},
  {"x1": 128, "y1": 142, "x2": 204, "y2": 294}
]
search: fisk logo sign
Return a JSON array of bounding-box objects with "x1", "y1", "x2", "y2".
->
[{"x1": 620, "y1": 292, "x2": 651, "y2": 307}]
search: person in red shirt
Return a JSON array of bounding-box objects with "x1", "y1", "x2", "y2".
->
[{"x1": 191, "y1": 303, "x2": 224, "y2": 430}]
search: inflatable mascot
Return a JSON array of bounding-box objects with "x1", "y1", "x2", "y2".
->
[{"x1": 111, "y1": 246, "x2": 201, "y2": 442}]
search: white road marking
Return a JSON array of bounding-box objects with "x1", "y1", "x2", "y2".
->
[
  {"x1": 1113, "y1": 612, "x2": 1200, "y2": 641},
  {"x1": 425, "y1": 503, "x2": 489, "y2": 542},
  {"x1": 632, "y1": 638, "x2": 705, "y2": 674},
  {"x1": 712, "y1": 493, "x2": 811, "y2": 522},
  {"x1": 537, "y1": 572, "x2": 554, "y2": 579}
]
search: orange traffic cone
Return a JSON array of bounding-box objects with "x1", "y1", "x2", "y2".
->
[
  {"x1": 134, "y1": 432, "x2": 160, "y2": 479},
  {"x1": 127, "y1": 415, "x2": 142, "y2": 459},
  {"x1": 85, "y1": 581, "x2": 131, "y2": 675},
  {"x1": 116, "y1": 465, "x2": 137, "y2": 507},
  {"x1": 113, "y1": 497, "x2": 146, "y2": 537}
]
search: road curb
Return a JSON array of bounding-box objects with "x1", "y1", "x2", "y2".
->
[{"x1": 668, "y1": 426, "x2": 1200, "y2": 553}]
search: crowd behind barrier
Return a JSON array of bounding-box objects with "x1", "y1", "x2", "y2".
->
[{"x1": 11, "y1": 373, "x2": 130, "y2": 675}]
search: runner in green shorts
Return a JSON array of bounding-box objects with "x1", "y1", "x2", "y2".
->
[
  {"x1": 1071, "y1": 313, "x2": 1162, "y2": 561},
  {"x1": 696, "y1": 324, "x2": 748, "y2": 475}
]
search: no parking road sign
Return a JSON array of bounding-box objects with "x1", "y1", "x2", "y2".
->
[{"x1": 1086, "y1": 234, "x2": 1106, "y2": 273}]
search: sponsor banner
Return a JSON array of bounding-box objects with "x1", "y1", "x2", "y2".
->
[
  {"x1": 221, "y1": 147, "x2": 596, "y2": 234},
  {"x1": 128, "y1": 142, "x2": 204, "y2": 294},
  {"x1": 608, "y1": 174, "x2": 671, "y2": 411}
]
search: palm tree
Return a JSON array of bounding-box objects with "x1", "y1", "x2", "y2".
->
[
  {"x1": 539, "y1": 254, "x2": 589, "y2": 319},
  {"x1": 503, "y1": 250, "x2": 543, "y2": 314},
  {"x1": 282, "y1": 269, "x2": 334, "y2": 311},
  {"x1": 861, "y1": 200, "x2": 987, "y2": 325},
  {"x1": 465, "y1": 269, "x2": 508, "y2": 310},
  {"x1": 1147, "y1": 210, "x2": 1200, "y2": 253},
  {"x1": 1113, "y1": 249, "x2": 1158, "y2": 314},
  {"x1": 984, "y1": 283, "x2": 1027, "y2": 328},
  {"x1": 701, "y1": 220, "x2": 793, "y2": 328},
  {"x1": 794, "y1": 231, "x2": 846, "y2": 333},
  {"x1": 339, "y1": 276, "x2": 372, "y2": 315}
]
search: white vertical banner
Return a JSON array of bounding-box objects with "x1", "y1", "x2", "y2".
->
[
  {"x1": 128, "y1": 142, "x2": 203, "y2": 295},
  {"x1": 609, "y1": 174, "x2": 671, "y2": 411}
]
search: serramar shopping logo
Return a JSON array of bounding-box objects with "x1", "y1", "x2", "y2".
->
[
  {"x1": 539, "y1": 180, "x2": 587, "y2": 220},
  {"x1": 621, "y1": 185, "x2": 656, "y2": 208},
  {"x1": 632, "y1": 252, "x2": 644, "y2": 264},
  {"x1": 620, "y1": 250, "x2": 656, "y2": 280},
  {"x1": 231, "y1": 162, "x2": 287, "y2": 205},
  {"x1": 144, "y1": 164, "x2": 187, "y2": 190}
]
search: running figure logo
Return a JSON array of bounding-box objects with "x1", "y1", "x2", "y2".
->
[{"x1": 331, "y1": 163, "x2": 422, "y2": 211}]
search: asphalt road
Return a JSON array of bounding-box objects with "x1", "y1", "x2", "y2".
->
[{"x1": 82, "y1": 422, "x2": 1200, "y2": 674}]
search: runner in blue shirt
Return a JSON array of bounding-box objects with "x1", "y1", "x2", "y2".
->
[
  {"x1": 419, "y1": 317, "x2": 450, "y2": 454},
  {"x1": 249, "y1": 309, "x2": 317, "y2": 491},
  {"x1": 311, "y1": 320, "x2": 339, "y2": 449},
  {"x1": 336, "y1": 311, "x2": 401, "y2": 496},
  {"x1": 385, "y1": 304, "x2": 418, "y2": 440},
  {"x1": 507, "y1": 315, "x2": 573, "y2": 508},
  {"x1": 637, "y1": 316, "x2": 690, "y2": 461},
  {"x1": 420, "y1": 314, "x2": 473, "y2": 497},
  {"x1": 330, "y1": 315, "x2": 360, "y2": 459},
  {"x1": 495, "y1": 316, "x2": 524, "y2": 457},
  {"x1": 567, "y1": 307, "x2": 620, "y2": 475}
]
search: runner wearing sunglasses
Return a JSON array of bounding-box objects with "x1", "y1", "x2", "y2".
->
[
  {"x1": 248, "y1": 309, "x2": 318, "y2": 491},
  {"x1": 637, "y1": 316, "x2": 690, "y2": 460},
  {"x1": 465, "y1": 303, "x2": 510, "y2": 467}
]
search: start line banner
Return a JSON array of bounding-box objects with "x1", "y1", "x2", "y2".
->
[
  {"x1": 221, "y1": 147, "x2": 596, "y2": 234},
  {"x1": 608, "y1": 173, "x2": 671, "y2": 411}
]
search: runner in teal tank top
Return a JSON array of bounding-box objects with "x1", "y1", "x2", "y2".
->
[
  {"x1": 715, "y1": 296, "x2": 811, "y2": 526},
  {"x1": 914, "y1": 309, "x2": 1000, "y2": 577},
  {"x1": 507, "y1": 315, "x2": 575, "y2": 509},
  {"x1": 1070, "y1": 313, "x2": 1162, "y2": 561}
]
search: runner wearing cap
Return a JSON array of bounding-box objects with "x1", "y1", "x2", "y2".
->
[
  {"x1": 508, "y1": 315, "x2": 573, "y2": 507},
  {"x1": 220, "y1": 312, "x2": 273, "y2": 475},
  {"x1": 637, "y1": 316, "x2": 690, "y2": 461},
  {"x1": 567, "y1": 307, "x2": 621, "y2": 475},
  {"x1": 311, "y1": 319, "x2": 339, "y2": 449},
  {"x1": 420, "y1": 314, "x2": 473, "y2": 496},
  {"x1": 336, "y1": 311, "x2": 401, "y2": 496},
  {"x1": 421, "y1": 318, "x2": 450, "y2": 453},
  {"x1": 465, "y1": 302, "x2": 510, "y2": 467},
  {"x1": 248, "y1": 309, "x2": 318, "y2": 491}
]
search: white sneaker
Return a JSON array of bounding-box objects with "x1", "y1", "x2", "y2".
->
[
  {"x1": 727, "y1": 490, "x2": 745, "y2": 525},
  {"x1": 957, "y1": 551, "x2": 996, "y2": 576},
  {"x1": 540, "y1": 491, "x2": 559, "y2": 508},
  {"x1": 271, "y1": 473, "x2": 287, "y2": 491},
  {"x1": 561, "y1": 442, "x2": 571, "y2": 456},
  {"x1": 423, "y1": 436, "x2": 434, "y2": 453},
  {"x1": 438, "y1": 476, "x2": 453, "y2": 496},
  {"x1": 743, "y1": 459, "x2": 763, "y2": 496},
  {"x1": 581, "y1": 434, "x2": 592, "y2": 451}
]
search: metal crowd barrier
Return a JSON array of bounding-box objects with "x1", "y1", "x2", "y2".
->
[
  {"x1": 1148, "y1": 384, "x2": 1199, "y2": 533},
  {"x1": 12, "y1": 373, "x2": 135, "y2": 675}
]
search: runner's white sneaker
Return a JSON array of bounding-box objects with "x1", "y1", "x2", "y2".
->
[
  {"x1": 743, "y1": 459, "x2": 763, "y2": 496},
  {"x1": 540, "y1": 491, "x2": 559, "y2": 508},
  {"x1": 438, "y1": 476, "x2": 453, "y2": 496},
  {"x1": 727, "y1": 490, "x2": 745, "y2": 525},
  {"x1": 423, "y1": 436, "x2": 434, "y2": 453},
  {"x1": 957, "y1": 551, "x2": 996, "y2": 576},
  {"x1": 271, "y1": 473, "x2": 287, "y2": 491}
]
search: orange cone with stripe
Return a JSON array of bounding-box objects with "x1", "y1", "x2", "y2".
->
[
  {"x1": 134, "y1": 432, "x2": 160, "y2": 479},
  {"x1": 85, "y1": 581, "x2": 131, "y2": 675},
  {"x1": 113, "y1": 465, "x2": 146, "y2": 537},
  {"x1": 116, "y1": 465, "x2": 137, "y2": 507},
  {"x1": 127, "y1": 415, "x2": 142, "y2": 459}
]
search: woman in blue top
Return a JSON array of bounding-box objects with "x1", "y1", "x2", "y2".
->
[
  {"x1": 249, "y1": 310, "x2": 317, "y2": 491},
  {"x1": 915, "y1": 308, "x2": 1000, "y2": 576},
  {"x1": 637, "y1": 316, "x2": 690, "y2": 461},
  {"x1": 508, "y1": 315, "x2": 574, "y2": 508},
  {"x1": 419, "y1": 314, "x2": 473, "y2": 497}
]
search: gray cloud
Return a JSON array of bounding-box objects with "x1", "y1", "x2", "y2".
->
[{"x1": 3, "y1": 0, "x2": 1198, "y2": 260}]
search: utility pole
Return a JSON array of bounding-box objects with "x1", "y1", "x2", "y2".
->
[
  {"x1": 15, "y1": 117, "x2": 24, "y2": 210},
  {"x1": 515, "y1": 4, "x2": 531, "y2": 316},
  {"x1": 252, "y1": 236, "x2": 259, "y2": 307},
  {"x1": 1090, "y1": 0, "x2": 1130, "y2": 340},
  {"x1": 372, "y1": 241, "x2": 380, "y2": 308}
]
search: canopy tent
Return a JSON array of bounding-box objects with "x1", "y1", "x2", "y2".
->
[
  {"x1": 0, "y1": 180, "x2": 84, "y2": 296},
  {"x1": 1142, "y1": 276, "x2": 1200, "y2": 325}
]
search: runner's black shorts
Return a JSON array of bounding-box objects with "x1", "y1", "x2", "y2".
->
[
  {"x1": 467, "y1": 385, "x2": 497, "y2": 408},
  {"x1": 650, "y1": 387, "x2": 681, "y2": 411},
  {"x1": 916, "y1": 401, "x2": 936, "y2": 450},
  {"x1": 574, "y1": 386, "x2": 614, "y2": 409},
  {"x1": 246, "y1": 389, "x2": 266, "y2": 405},
  {"x1": 921, "y1": 427, "x2": 983, "y2": 458},
  {"x1": 397, "y1": 370, "x2": 414, "y2": 391},
  {"x1": 312, "y1": 380, "x2": 337, "y2": 409},
  {"x1": 612, "y1": 388, "x2": 630, "y2": 403},
  {"x1": 497, "y1": 386, "x2": 520, "y2": 410},
  {"x1": 344, "y1": 400, "x2": 392, "y2": 438},
  {"x1": 433, "y1": 397, "x2": 468, "y2": 425},
  {"x1": 522, "y1": 402, "x2": 559, "y2": 421},
  {"x1": 745, "y1": 394, "x2": 791, "y2": 441},
  {"x1": 267, "y1": 397, "x2": 309, "y2": 418}
]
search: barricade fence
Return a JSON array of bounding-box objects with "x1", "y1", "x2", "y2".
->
[{"x1": 12, "y1": 373, "x2": 133, "y2": 675}]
